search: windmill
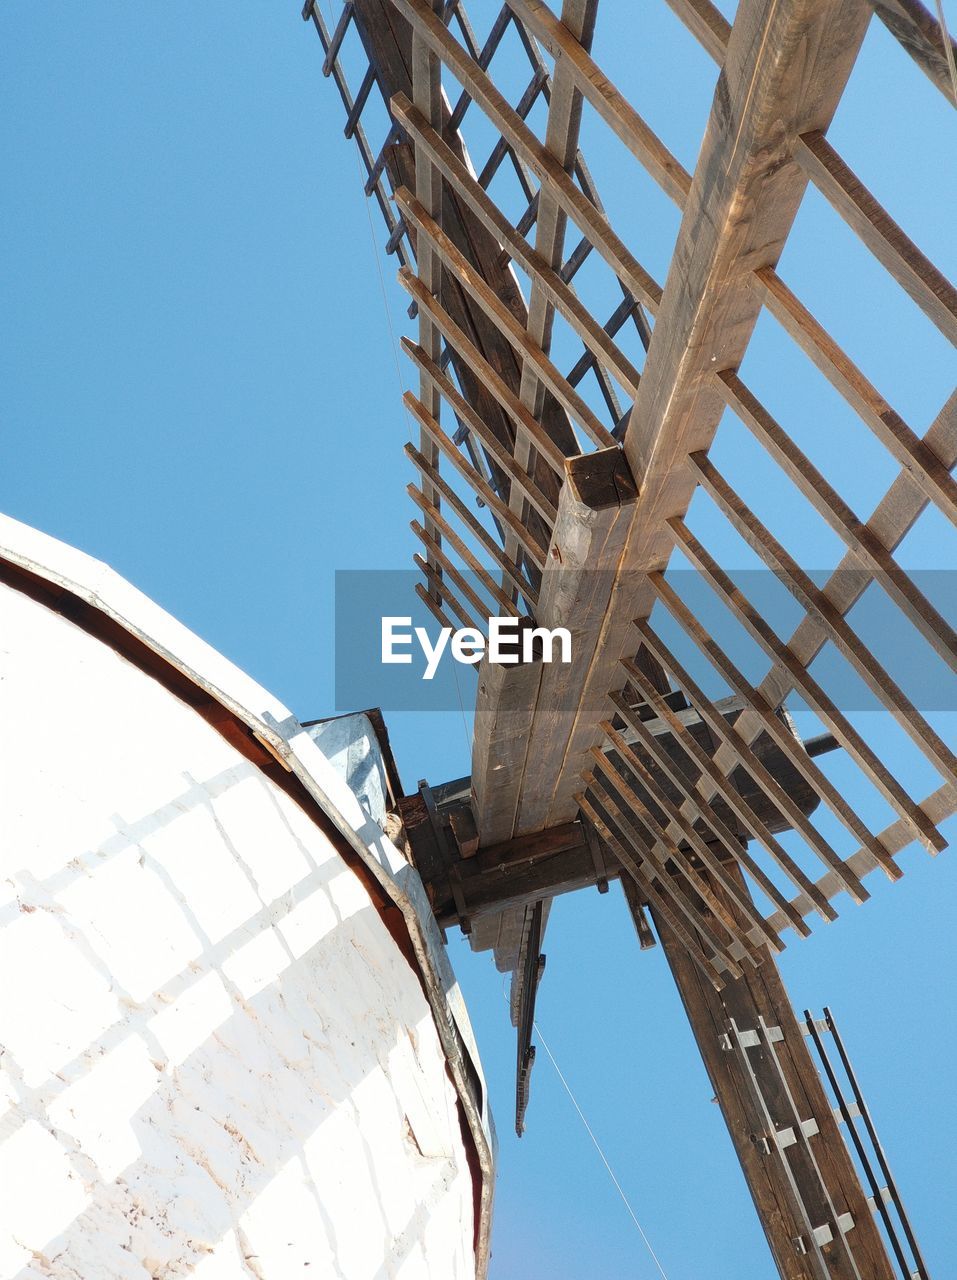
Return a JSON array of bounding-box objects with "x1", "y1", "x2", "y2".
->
[{"x1": 305, "y1": 1, "x2": 956, "y2": 1276}]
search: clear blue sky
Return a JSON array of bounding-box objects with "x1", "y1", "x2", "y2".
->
[{"x1": 3, "y1": 4, "x2": 955, "y2": 1277}]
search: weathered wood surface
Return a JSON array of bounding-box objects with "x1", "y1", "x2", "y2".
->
[
  {"x1": 655, "y1": 865, "x2": 897, "y2": 1280},
  {"x1": 868, "y1": 0, "x2": 957, "y2": 104},
  {"x1": 493, "y1": 0, "x2": 875, "y2": 856},
  {"x1": 350, "y1": 0, "x2": 575, "y2": 549},
  {"x1": 507, "y1": 447, "x2": 640, "y2": 838}
]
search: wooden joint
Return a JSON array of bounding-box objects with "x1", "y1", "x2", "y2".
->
[{"x1": 564, "y1": 446, "x2": 638, "y2": 510}]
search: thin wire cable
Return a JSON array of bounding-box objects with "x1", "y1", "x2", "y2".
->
[
  {"x1": 451, "y1": 658, "x2": 474, "y2": 757},
  {"x1": 533, "y1": 1020, "x2": 672, "y2": 1280},
  {"x1": 934, "y1": 0, "x2": 957, "y2": 108}
]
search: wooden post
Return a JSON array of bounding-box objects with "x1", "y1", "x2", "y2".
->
[{"x1": 649, "y1": 865, "x2": 896, "y2": 1280}]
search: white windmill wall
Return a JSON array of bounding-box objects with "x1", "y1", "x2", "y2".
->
[{"x1": 0, "y1": 570, "x2": 483, "y2": 1280}]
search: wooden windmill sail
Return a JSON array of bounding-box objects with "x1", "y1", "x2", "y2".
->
[{"x1": 306, "y1": 0, "x2": 956, "y2": 1275}]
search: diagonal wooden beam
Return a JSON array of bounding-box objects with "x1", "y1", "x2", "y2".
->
[{"x1": 535, "y1": 0, "x2": 875, "y2": 840}]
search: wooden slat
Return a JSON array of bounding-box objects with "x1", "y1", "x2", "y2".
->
[
  {"x1": 754, "y1": 266, "x2": 957, "y2": 527},
  {"x1": 716, "y1": 370, "x2": 957, "y2": 671},
  {"x1": 608, "y1": 689, "x2": 814, "y2": 937},
  {"x1": 648, "y1": 572, "x2": 895, "y2": 884},
  {"x1": 868, "y1": 0, "x2": 957, "y2": 104},
  {"x1": 695, "y1": 390, "x2": 957, "y2": 837},
  {"x1": 661, "y1": 0, "x2": 730, "y2": 63},
  {"x1": 412, "y1": 526, "x2": 495, "y2": 628},
  {"x1": 410, "y1": 0, "x2": 445, "y2": 565},
  {"x1": 506, "y1": 0, "x2": 693, "y2": 205},
  {"x1": 409, "y1": 492, "x2": 524, "y2": 616},
  {"x1": 396, "y1": 187, "x2": 617, "y2": 448},
  {"x1": 621, "y1": 655, "x2": 838, "y2": 923},
  {"x1": 404, "y1": 425, "x2": 551, "y2": 570},
  {"x1": 415, "y1": 579, "x2": 456, "y2": 631},
  {"x1": 400, "y1": 289, "x2": 569, "y2": 481},
  {"x1": 599, "y1": 719, "x2": 785, "y2": 951},
  {"x1": 689, "y1": 447, "x2": 957, "y2": 786},
  {"x1": 414, "y1": 551, "x2": 483, "y2": 632},
  {"x1": 391, "y1": 94, "x2": 641, "y2": 397},
  {"x1": 777, "y1": 386, "x2": 957, "y2": 670},
  {"x1": 668, "y1": 515, "x2": 943, "y2": 857},
  {"x1": 577, "y1": 790, "x2": 726, "y2": 986},
  {"x1": 589, "y1": 747, "x2": 762, "y2": 962},
  {"x1": 405, "y1": 465, "x2": 540, "y2": 605},
  {"x1": 387, "y1": 0, "x2": 664, "y2": 310},
  {"x1": 765, "y1": 782, "x2": 957, "y2": 934},
  {"x1": 794, "y1": 129, "x2": 957, "y2": 346},
  {"x1": 583, "y1": 773, "x2": 745, "y2": 976},
  {"x1": 402, "y1": 343, "x2": 559, "y2": 525},
  {"x1": 321, "y1": 1, "x2": 353, "y2": 75},
  {"x1": 637, "y1": 614, "x2": 871, "y2": 904}
]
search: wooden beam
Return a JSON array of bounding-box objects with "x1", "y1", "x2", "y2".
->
[
  {"x1": 505, "y1": 447, "x2": 640, "y2": 837},
  {"x1": 794, "y1": 130, "x2": 957, "y2": 345},
  {"x1": 471, "y1": 651, "x2": 545, "y2": 846},
  {"x1": 662, "y1": 0, "x2": 731, "y2": 62},
  {"x1": 654, "y1": 865, "x2": 897, "y2": 1280},
  {"x1": 489, "y1": 0, "x2": 873, "y2": 867},
  {"x1": 867, "y1": 0, "x2": 957, "y2": 104},
  {"x1": 506, "y1": 0, "x2": 693, "y2": 205}
]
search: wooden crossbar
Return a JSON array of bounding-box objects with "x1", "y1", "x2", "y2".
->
[
  {"x1": 689, "y1": 446, "x2": 957, "y2": 787},
  {"x1": 397, "y1": 186, "x2": 617, "y2": 449},
  {"x1": 388, "y1": 0, "x2": 663, "y2": 309},
  {"x1": 620, "y1": 655, "x2": 837, "y2": 923},
  {"x1": 607, "y1": 689, "x2": 813, "y2": 937},
  {"x1": 795, "y1": 130, "x2": 957, "y2": 346},
  {"x1": 667, "y1": 515, "x2": 941, "y2": 858}
]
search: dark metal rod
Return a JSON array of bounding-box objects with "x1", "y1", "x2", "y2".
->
[
  {"x1": 823, "y1": 1007, "x2": 932, "y2": 1279},
  {"x1": 803, "y1": 1011, "x2": 913, "y2": 1278}
]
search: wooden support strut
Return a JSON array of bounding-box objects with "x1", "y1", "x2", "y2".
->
[{"x1": 653, "y1": 863, "x2": 897, "y2": 1280}]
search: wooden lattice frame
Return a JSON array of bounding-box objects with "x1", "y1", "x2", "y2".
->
[{"x1": 306, "y1": 0, "x2": 956, "y2": 986}]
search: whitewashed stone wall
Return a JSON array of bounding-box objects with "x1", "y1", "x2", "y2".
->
[{"x1": 0, "y1": 581, "x2": 478, "y2": 1280}]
